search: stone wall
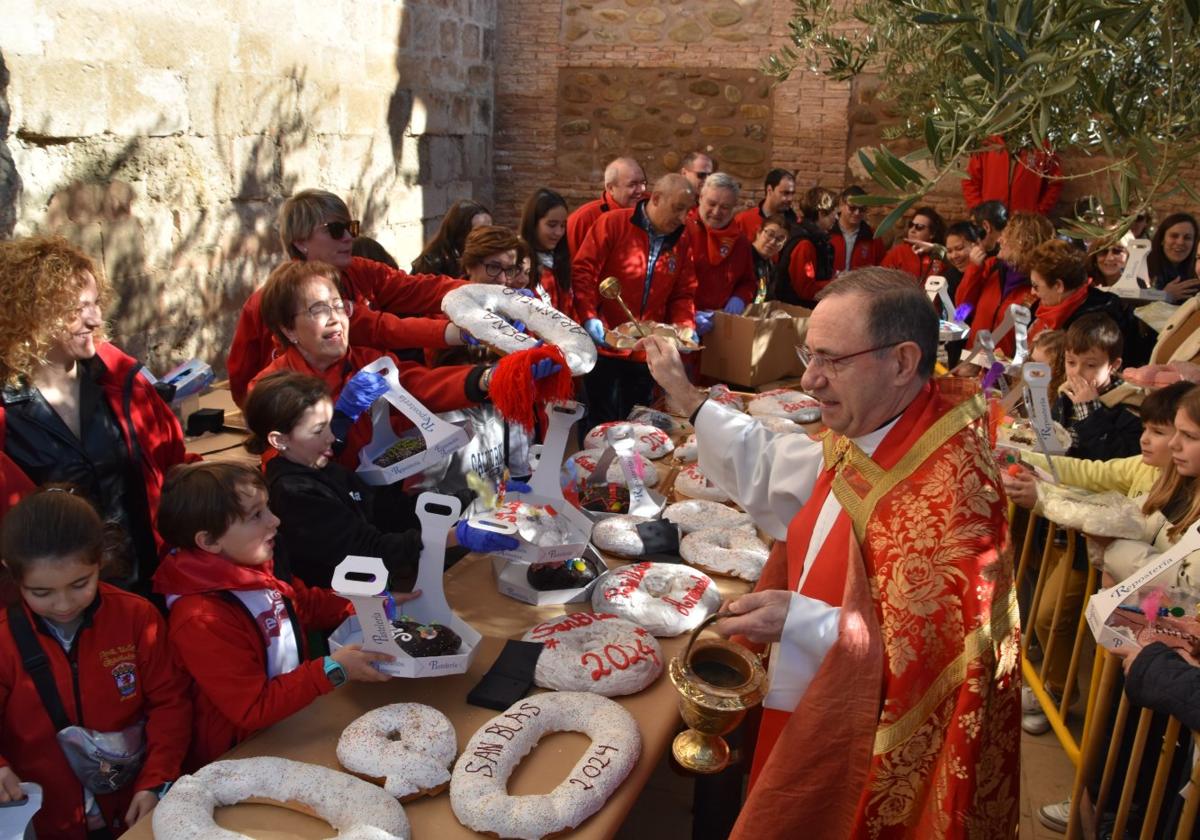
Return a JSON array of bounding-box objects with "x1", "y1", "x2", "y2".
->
[
  {"x1": 493, "y1": 0, "x2": 851, "y2": 227},
  {"x1": 0, "y1": 0, "x2": 495, "y2": 374}
]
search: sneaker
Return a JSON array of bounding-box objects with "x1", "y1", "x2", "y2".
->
[
  {"x1": 1038, "y1": 799, "x2": 1070, "y2": 833},
  {"x1": 1021, "y1": 686, "x2": 1053, "y2": 735}
]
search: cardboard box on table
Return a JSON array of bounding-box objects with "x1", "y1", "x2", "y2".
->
[
  {"x1": 467, "y1": 401, "x2": 600, "y2": 605},
  {"x1": 355, "y1": 356, "x2": 470, "y2": 486},
  {"x1": 329, "y1": 492, "x2": 481, "y2": 677},
  {"x1": 700, "y1": 301, "x2": 810, "y2": 389}
]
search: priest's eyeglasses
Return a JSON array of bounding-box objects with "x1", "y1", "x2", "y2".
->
[{"x1": 797, "y1": 341, "x2": 902, "y2": 377}]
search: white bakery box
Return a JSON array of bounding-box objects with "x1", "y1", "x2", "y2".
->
[
  {"x1": 572, "y1": 438, "x2": 666, "y2": 525},
  {"x1": 329, "y1": 492, "x2": 480, "y2": 677},
  {"x1": 354, "y1": 356, "x2": 470, "y2": 486},
  {"x1": 491, "y1": 544, "x2": 612, "y2": 606}
]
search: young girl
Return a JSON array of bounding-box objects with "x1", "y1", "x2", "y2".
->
[
  {"x1": 151, "y1": 462, "x2": 396, "y2": 769},
  {"x1": 1029, "y1": 328, "x2": 1067, "y2": 405},
  {"x1": 0, "y1": 487, "x2": 190, "y2": 837},
  {"x1": 243, "y1": 370, "x2": 423, "y2": 591},
  {"x1": 519, "y1": 188, "x2": 575, "y2": 319}
]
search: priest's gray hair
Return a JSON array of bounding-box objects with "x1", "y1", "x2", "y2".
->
[{"x1": 819, "y1": 268, "x2": 938, "y2": 379}]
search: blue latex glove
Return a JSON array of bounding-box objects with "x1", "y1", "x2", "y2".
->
[
  {"x1": 583, "y1": 318, "x2": 609, "y2": 347},
  {"x1": 455, "y1": 520, "x2": 520, "y2": 553},
  {"x1": 505, "y1": 479, "x2": 532, "y2": 493},
  {"x1": 510, "y1": 319, "x2": 526, "y2": 334},
  {"x1": 723, "y1": 296, "x2": 747, "y2": 315},
  {"x1": 695, "y1": 310, "x2": 715, "y2": 336},
  {"x1": 531, "y1": 359, "x2": 563, "y2": 381},
  {"x1": 334, "y1": 371, "x2": 389, "y2": 421},
  {"x1": 515, "y1": 288, "x2": 536, "y2": 298},
  {"x1": 463, "y1": 330, "x2": 481, "y2": 347}
]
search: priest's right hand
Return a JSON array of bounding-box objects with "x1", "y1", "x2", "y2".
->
[
  {"x1": 637, "y1": 335, "x2": 705, "y2": 417},
  {"x1": 713, "y1": 590, "x2": 792, "y2": 644}
]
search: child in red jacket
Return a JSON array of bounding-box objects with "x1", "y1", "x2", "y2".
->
[
  {"x1": 0, "y1": 487, "x2": 191, "y2": 838},
  {"x1": 152, "y1": 462, "x2": 396, "y2": 769}
]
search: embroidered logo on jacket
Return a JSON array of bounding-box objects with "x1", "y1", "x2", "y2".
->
[{"x1": 111, "y1": 662, "x2": 137, "y2": 699}]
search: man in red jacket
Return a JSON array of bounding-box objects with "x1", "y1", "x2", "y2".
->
[
  {"x1": 226, "y1": 189, "x2": 469, "y2": 407},
  {"x1": 573, "y1": 173, "x2": 698, "y2": 427},
  {"x1": 961, "y1": 134, "x2": 1063, "y2": 215},
  {"x1": 733, "y1": 168, "x2": 798, "y2": 244},
  {"x1": 679, "y1": 150, "x2": 716, "y2": 196},
  {"x1": 566, "y1": 156, "x2": 648, "y2": 254},
  {"x1": 687, "y1": 172, "x2": 756, "y2": 335},
  {"x1": 830, "y1": 185, "x2": 885, "y2": 275}
]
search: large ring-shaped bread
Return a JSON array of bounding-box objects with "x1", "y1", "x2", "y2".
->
[
  {"x1": 523, "y1": 611, "x2": 663, "y2": 696},
  {"x1": 674, "y1": 462, "x2": 731, "y2": 502},
  {"x1": 336, "y1": 703, "x2": 458, "y2": 801},
  {"x1": 663, "y1": 499, "x2": 754, "y2": 534},
  {"x1": 591, "y1": 562, "x2": 722, "y2": 637},
  {"x1": 583, "y1": 422, "x2": 674, "y2": 459},
  {"x1": 590, "y1": 514, "x2": 653, "y2": 558},
  {"x1": 747, "y1": 389, "x2": 822, "y2": 423},
  {"x1": 441, "y1": 284, "x2": 598, "y2": 375},
  {"x1": 152, "y1": 756, "x2": 409, "y2": 839},
  {"x1": 680, "y1": 528, "x2": 770, "y2": 582},
  {"x1": 450, "y1": 692, "x2": 641, "y2": 840},
  {"x1": 567, "y1": 451, "x2": 660, "y2": 488}
]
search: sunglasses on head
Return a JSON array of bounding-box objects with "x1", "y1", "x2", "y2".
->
[{"x1": 322, "y1": 220, "x2": 361, "y2": 240}]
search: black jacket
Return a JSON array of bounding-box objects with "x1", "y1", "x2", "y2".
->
[
  {"x1": 1056, "y1": 393, "x2": 1143, "y2": 463},
  {"x1": 1054, "y1": 285, "x2": 1152, "y2": 367},
  {"x1": 773, "y1": 220, "x2": 834, "y2": 307},
  {"x1": 265, "y1": 456, "x2": 421, "y2": 592},
  {"x1": 1125, "y1": 642, "x2": 1200, "y2": 732}
]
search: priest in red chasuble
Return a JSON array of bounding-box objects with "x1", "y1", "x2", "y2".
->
[{"x1": 640, "y1": 268, "x2": 1019, "y2": 839}]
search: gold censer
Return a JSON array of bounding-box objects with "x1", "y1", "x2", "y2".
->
[{"x1": 668, "y1": 612, "x2": 766, "y2": 774}]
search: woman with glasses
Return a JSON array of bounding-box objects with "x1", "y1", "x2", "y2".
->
[
  {"x1": 519, "y1": 189, "x2": 575, "y2": 319},
  {"x1": 0, "y1": 236, "x2": 192, "y2": 592},
  {"x1": 227, "y1": 189, "x2": 473, "y2": 408},
  {"x1": 1087, "y1": 242, "x2": 1128, "y2": 288},
  {"x1": 249, "y1": 261, "x2": 491, "y2": 472},
  {"x1": 881, "y1": 206, "x2": 947, "y2": 283},
  {"x1": 750, "y1": 214, "x2": 789, "y2": 303},
  {"x1": 411, "y1": 199, "x2": 493, "y2": 277}
]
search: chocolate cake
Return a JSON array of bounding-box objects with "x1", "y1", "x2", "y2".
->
[
  {"x1": 526, "y1": 556, "x2": 601, "y2": 591},
  {"x1": 390, "y1": 618, "x2": 462, "y2": 657}
]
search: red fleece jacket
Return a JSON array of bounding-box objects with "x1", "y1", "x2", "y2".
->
[
  {"x1": 566, "y1": 191, "x2": 617, "y2": 255},
  {"x1": 153, "y1": 548, "x2": 351, "y2": 769},
  {"x1": 0, "y1": 585, "x2": 191, "y2": 839},
  {"x1": 961, "y1": 134, "x2": 1063, "y2": 214},
  {"x1": 226, "y1": 257, "x2": 464, "y2": 407},
  {"x1": 686, "y1": 218, "x2": 756, "y2": 311}
]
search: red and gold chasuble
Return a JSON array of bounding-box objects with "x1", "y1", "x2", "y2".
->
[{"x1": 733, "y1": 379, "x2": 1020, "y2": 839}]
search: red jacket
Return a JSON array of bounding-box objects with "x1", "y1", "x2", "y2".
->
[
  {"x1": 566, "y1": 191, "x2": 617, "y2": 255},
  {"x1": 686, "y1": 219, "x2": 757, "y2": 311},
  {"x1": 252, "y1": 345, "x2": 481, "y2": 470},
  {"x1": 880, "y1": 244, "x2": 946, "y2": 284},
  {"x1": 0, "y1": 452, "x2": 33, "y2": 518},
  {"x1": 961, "y1": 134, "x2": 1063, "y2": 215},
  {"x1": 830, "y1": 222, "x2": 885, "y2": 276},
  {"x1": 954, "y1": 257, "x2": 1034, "y2": 356},
  {"x1": 0, "y1": 585, "x2": 191, "y2": 839},
  {"x1": 0, "y1": 342, "x2": 193, "y2": 557},
  {"x1": 535, "y1": 266, "x2": 576, "y2": 321},
  {"x1": 153, "y1": 548, "x2": 351, "y2": 769},
  {"x1": 572, "y1": 206, "x2": 697, "y2": 337},
  {"x1": 226, "y1": 257, "x2": 465, "y2": 407}
]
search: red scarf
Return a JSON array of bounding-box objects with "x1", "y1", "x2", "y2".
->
[
  {"x1": 152, "y1": 546, "x2": 295, "y2": 599},
  {"x1": 1030, "y1": 284, "x2": 1089, "y2": 339}
]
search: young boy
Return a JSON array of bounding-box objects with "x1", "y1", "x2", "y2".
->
[
  {"x1": 1055, "y1": 312, "x2": 1143, "y2": 461},
  {"x1": 152, "y1": 462, "x2": 393, "y2": 769}
]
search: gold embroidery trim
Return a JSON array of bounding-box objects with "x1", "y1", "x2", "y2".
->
[
  {"x1": 825, "y1": 394, "x2": 985, "y2": 541},
  {"x1": 872, "y1": 586, "x2": 1019, "y2": 756}
]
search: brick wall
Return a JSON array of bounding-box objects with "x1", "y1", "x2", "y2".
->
[
  {"x1": 493, "y1": 0, "x2": 852, "y2": 227},
  {"x1": 0, "y1": 0, "x2": 495, "y2": 373}
]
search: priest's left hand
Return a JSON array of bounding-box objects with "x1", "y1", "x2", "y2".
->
[{"x1": 714, "y1": 590, "x2": 792, "y2": 644}]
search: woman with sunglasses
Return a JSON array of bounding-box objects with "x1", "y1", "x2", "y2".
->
[
  {"x1": 227, "y1": 189, "x2": 473, "y2": 408},
  {"x1": 0, "y1": 236, "x2": 192, "y2": 592},
  {"x1": 881, "y1": 206, "x2": 947, "y2": 283},
  {"x1": 1087, "y1": 242, "x2": 1128, "y2": 287}
]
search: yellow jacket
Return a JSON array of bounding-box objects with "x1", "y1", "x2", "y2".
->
[{"x1": 1024, "y1": 452, "x2": 1158, "y2": 501}]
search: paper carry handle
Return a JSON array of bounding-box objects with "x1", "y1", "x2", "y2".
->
[
  {"x1": 331, "y1": 555, "x2": 389, "y2": 597},
  {"x1": 528, "y1": 400, "x2": 585, "y2": 498}
]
